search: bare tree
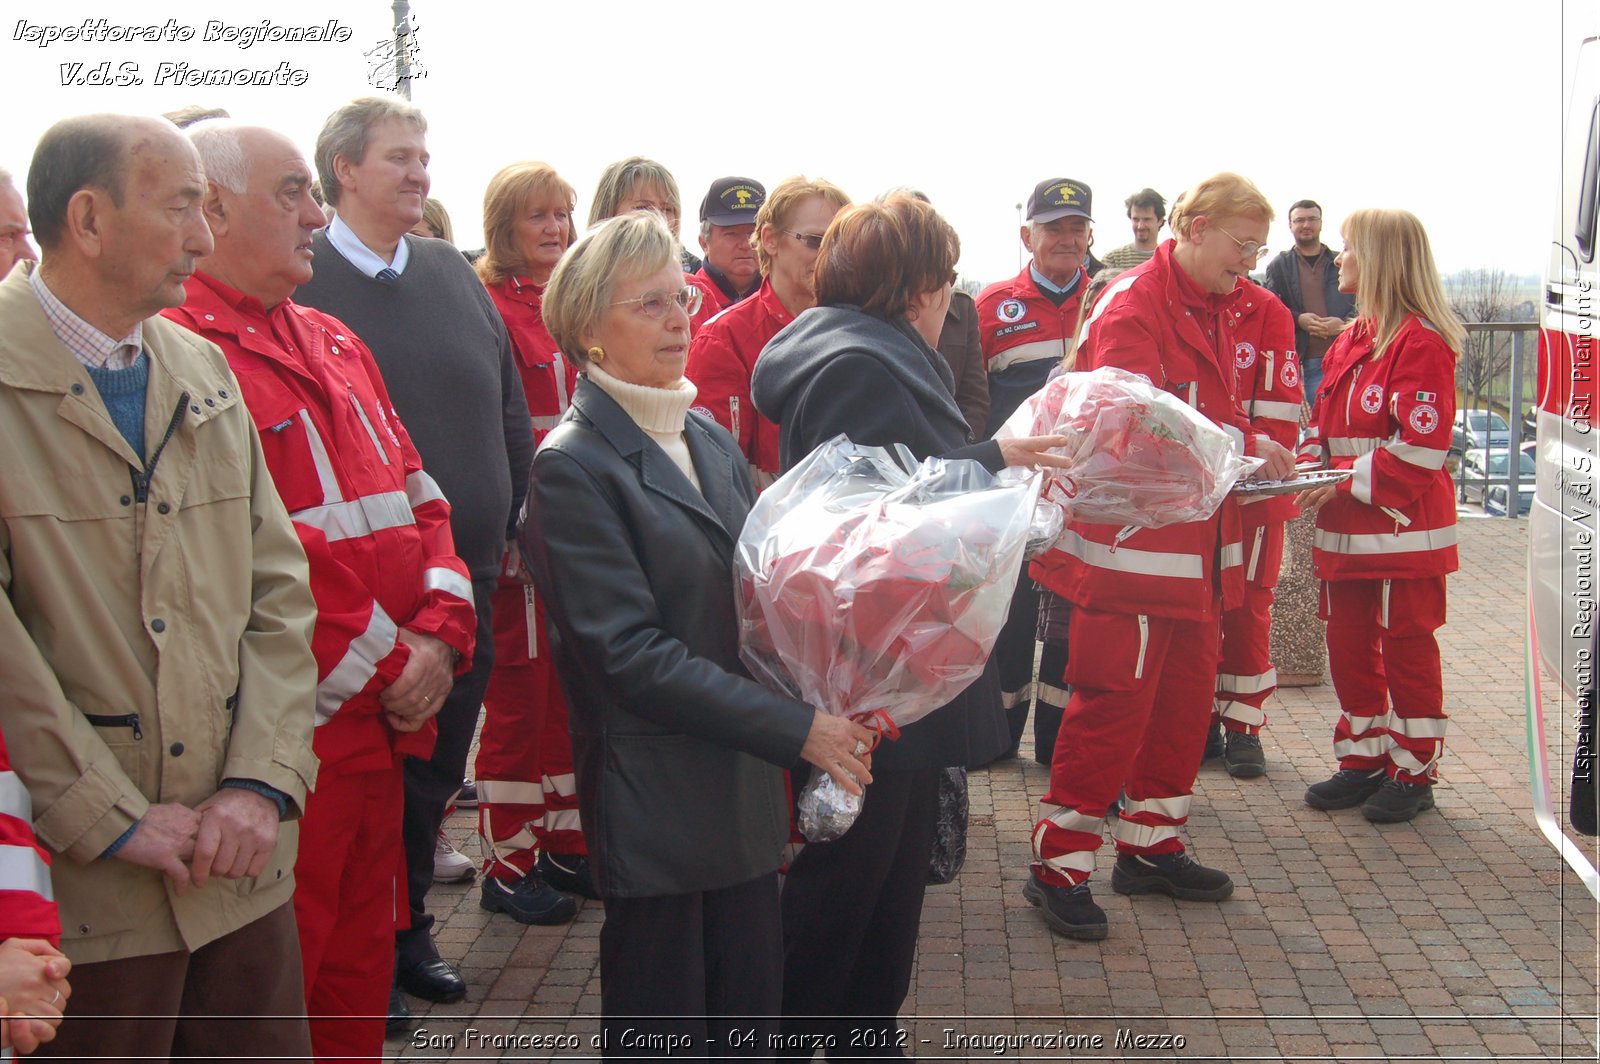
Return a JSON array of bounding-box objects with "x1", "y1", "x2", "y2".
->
[{"x1": 1447, "y1": 267, "x2": 1514, "y2": 415}]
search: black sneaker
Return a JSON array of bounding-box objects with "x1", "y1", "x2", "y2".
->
[
  {"x1": 1223, "y1": 731, "x2": 1266, "y2": 779},
  {"x1": 1202, "y1": 720, "x2": 1224, "y2": 762},
  {"x1": 537, "y1": 851, "x2": 602, "y2": 900},
  {"x1": 1304, "y1": 768, "x2": 1387, "y2": 810},
  {"x1": 1111, "y1": 851, "x2": 1234, "y2": 901},
  {"x1": 479, "y1": 872, "x2": 579, "y2": 925},
  {"x1": 1361, "y1": 777, "x2": 1436, "y2": 823},
  {"x1": 1022, "y1": 872, "x2": 1108, "y2": 940}
]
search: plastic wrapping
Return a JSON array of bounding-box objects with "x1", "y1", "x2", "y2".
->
[
  {"x1": 996, "y1": 366, "x2": 1261, "y2": 529},
  {"x1": 736, "y1": 436, "x2": 1040, "y2": 840}
]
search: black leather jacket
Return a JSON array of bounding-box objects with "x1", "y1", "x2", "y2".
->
[{"x1": 520, "y1": 378, "x2": 812, "y2": 898}]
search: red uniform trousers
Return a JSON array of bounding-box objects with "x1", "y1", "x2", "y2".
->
[
  {"x1": 292, "y1": 766, "x2": 403, "y2": 1063},
  {"x1": 475, "y1": 579, "x2": 585, "y2": 883},
  {"x1": 1032, "y1": 607, "x2": 1220, "y2": 887},
  {"x1": 1320, "y1": 576, "x2": 1448, "y2": 784}
]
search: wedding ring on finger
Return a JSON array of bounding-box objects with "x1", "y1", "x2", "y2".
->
[{"x1": 49, "y1": 989, "x2": 60, "y2": 1006}]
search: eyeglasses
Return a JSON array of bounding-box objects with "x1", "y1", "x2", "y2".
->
[
  {"x1": 784, "y1": 230, "x2": 825, "y2": 251},
  {"x1": 610, "y1": 284, "x2": 703, "y2": 319},
  {"x1": 1214, "y1": 225, "x2": 1268, "y2": 263}
]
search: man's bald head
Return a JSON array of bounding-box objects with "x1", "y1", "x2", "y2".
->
[{"x1": 27, "y1": 114, "x2": 189, "y2": 250}]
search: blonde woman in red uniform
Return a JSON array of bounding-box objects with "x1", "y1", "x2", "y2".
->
[
  {"x1": 1297, "y1": 209, "x2": 1463, "y2": 823},
  {"x1": 1025, "y1": 173, "x2": 1296, "y2": 940},
  {"x1": 472, "y1": 162, "x2": 590, "y2": 923}
]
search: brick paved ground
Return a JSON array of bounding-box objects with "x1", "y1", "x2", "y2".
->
[{"x1": 393, "y1": 518, "x2": 1600, "y2": 1062}]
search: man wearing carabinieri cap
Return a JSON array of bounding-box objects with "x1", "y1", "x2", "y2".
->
[
  {"x1": 977, "y1": 177, "x2": 1097, "y2": 766},
  {"x1": 687, "y1": 176, "x2": 765, "y2": 330}
]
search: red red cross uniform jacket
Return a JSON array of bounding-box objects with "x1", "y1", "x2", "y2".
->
[
  {"x1": 0, "y1": 727, "x2": 60, "y2": 945},
  {"x1": 1297, "y1": 314, "x2": 1458, "y2": 782},
  {"x1": 167, "y1": 274, "x2": 476, "y2": 771},
  {"x1": 685, "y1": 279, "x2": 792, "y2": 488},
  {"x1": 167, "y1": 272, "x2": 476, "y2": 1060},
  {"x1": 977, "y1": 264, "x2": 1090, "y2": 435},
  {"x1": 475, "y1": 276, "x2": 587, "y2": 875},
  {"x1": 1215, "y1": 282, "x2": 1302, "y2": 731},
  {"x1": 1029, "y1": 242, "x2": 1270, "y2": 887},
  {"x1": 687, "y1": 266, "x2": 747, "y2": 335}
]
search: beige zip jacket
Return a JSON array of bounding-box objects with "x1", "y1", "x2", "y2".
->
[{"x1": 0, "y1": 264, "x2": 318, "y2": 962}]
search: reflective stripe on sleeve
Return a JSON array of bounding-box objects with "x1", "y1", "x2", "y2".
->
[
  {"x1": 0, "y1": 844, "x2": 53, "y2": 902},
  {"x1": 0, "y1": 771, "x2": 33, "y2": 823},
  {"x1": 316, "y1": 602, "x2": 399, "y2": 725},
  {"x1": 1387, "y1": 442, "x2": 1450, "y2": 470},
  {"x1": 1351, "y1": 451, "x2": 1376, "y2": 504},
  {"x1": 424, "y1": 566, "x2": 474, "y2": 605},
  {"x1": 1251, "y1": 400, "x2": 1303, "y2": 423},
  {"x1": 405, "y1": 470, "x2": 447, "y2": 508},
  {"x1": 1328, "y1": 436, "x2": 1383, "y2": 457}
]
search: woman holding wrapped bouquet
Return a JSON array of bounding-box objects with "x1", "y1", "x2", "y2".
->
[
  {"x1": 752, "y1": 192, "x2": 1069, "y2": 1053},
  {"x1": 523, "y1": 212, "x2": 875, "y2": 1055},
  {"x1": 1024, "y1": 173, "x2": 1297, "y2": 941},
  {"x1": 1296, "y1": 209, "x2": 1462, "y2": 823}
]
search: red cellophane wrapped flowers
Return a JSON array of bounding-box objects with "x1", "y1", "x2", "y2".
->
[
  {"x1": 997, "y1": 366, "x2": 1259, "y2": 529},
  {"x1": 736, "y1": 436, "x2": 1040, "y2": 838}
]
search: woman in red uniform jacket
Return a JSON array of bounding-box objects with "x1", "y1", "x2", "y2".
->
[
  {"x1": 1025, "y1": 173, "x2": 1295, "y2": 941},
  {"x1": 471, "y1": 163, "x2": 592, "y2": 925},
  {"x1": 1297, "y1": 208, "x2": 1464, "y2": 823}
]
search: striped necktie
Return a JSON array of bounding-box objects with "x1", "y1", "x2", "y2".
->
[{"x1": 376, "y1": 267, "x2": 399, "y2": 283}]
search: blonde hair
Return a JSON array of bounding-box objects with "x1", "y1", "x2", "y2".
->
[
  {"x1": 476, "y1": 162, "x2": 576, "y2": 285},
  {"x1": 419, "y1": 197, "x2": 454, "y2": 244},
  {"x1": 1169, "y1": 172, "x2": 1274, "y2": 239},
  {"x1": 587, "y1": 157, "x2": 680, "y2": 230},
  {"x1": 1341, "y1": 208, "x2": 1464, "y2": 360},
  {"x1": 753, "y1": 176, "x2": 851, "y2": 276},
  {"x1": 544, "y1": 212, "x2": 677, "y2": 368}
]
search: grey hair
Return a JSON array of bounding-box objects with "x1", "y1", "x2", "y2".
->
[
  {"x1": 186, "y1": 123, "x2": 248, "y2": 194},
  {"x1": 586, "y1": 156, "x2": 680, "y2": 230},
  {"x1": 544, "y1": 212, "x2": 678, "y2": 368},
  {"x1": 315, "y1": 96, "x2": 426, "y2": 207}
]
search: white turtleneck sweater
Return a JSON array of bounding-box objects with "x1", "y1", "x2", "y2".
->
[{"x1": 585, "y1": 364, "x2": 704, "y2": 494}]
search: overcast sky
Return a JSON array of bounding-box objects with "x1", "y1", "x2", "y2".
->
[{"x1": 5, "y1": 0, "x2": 1597, "y2": 284}]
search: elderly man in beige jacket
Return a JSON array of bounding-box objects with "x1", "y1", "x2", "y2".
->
[{"x1": 0, "y1": 114, "x2": 318, "y2": 1057}]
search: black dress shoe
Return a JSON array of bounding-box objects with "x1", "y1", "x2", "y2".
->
[
  {"x1": 396, "y1": 955, "x2": 467, "y2": 1004},
  {"x1": 385, "y1": 984, "x2": 415, "y2": 1037}
]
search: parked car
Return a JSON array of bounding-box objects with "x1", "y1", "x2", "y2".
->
[
  {"x1": 1451, "y1": 408, "x2": 1511, "y2": 455},
  {"x1": 1461, "y1": 447, "x2": 1535, "y2": 516}
]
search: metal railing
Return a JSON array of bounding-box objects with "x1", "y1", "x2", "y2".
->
[{"x1": 1454, "y1": 322, "x2": 1539, "y2": 519}]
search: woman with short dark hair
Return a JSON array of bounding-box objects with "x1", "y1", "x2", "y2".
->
[{"x1": 752, "y1": 192, "x2": 1065, "y2": 1051}]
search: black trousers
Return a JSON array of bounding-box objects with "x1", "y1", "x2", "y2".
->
[
  {"x1": 995, "y1": 569, "x2": 1040, "y2": 754},
  {"x1": 779, "y1": 765, "x2": 940, "y2": 1058},
  {"x1": 397, "y1": 574, "x2": 496, "y2": 963},
  {"x1": 599, "y1": 873, "x2": 783, "y2": 1060}
]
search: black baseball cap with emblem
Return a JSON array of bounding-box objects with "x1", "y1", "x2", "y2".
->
[
  {"x1": 700, "y1": 177, "x2": 767, "y2": 226},
  {"x1": 1026, "y1": 178, "x2": 1093, "y2": 224}
]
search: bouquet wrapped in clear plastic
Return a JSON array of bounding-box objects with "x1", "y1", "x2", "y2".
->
[
  {"x1": 996, "y1": 366, "x2": 1260, "y2": 529},
  {"x1": 735, "y1": 436, "x2": 1040, "y2": 840}
]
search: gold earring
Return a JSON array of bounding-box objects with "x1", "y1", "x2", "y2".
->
[{"x1": 588, "y1": 346, "x2": 605, "y2": 364}]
